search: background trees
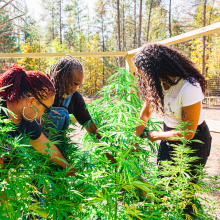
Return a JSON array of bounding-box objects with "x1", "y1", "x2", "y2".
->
[
  {"x1": 0, "y1": 0, "x2": 27, "y2": 71},
  {"x1": 0, "y1": 0, "x2": 220, "y2": 95}
]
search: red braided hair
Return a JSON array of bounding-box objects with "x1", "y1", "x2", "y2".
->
[{"x1": 0, "y1": 64, "x2": 55, "y2": 102}]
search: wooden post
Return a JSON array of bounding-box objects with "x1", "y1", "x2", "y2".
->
[
  {"x1": 0, "y1": 51, "x2": 128, "y2": 59},
  {"x1": 125, "y1": 54, "x2": 138, "y2": 95},
  {"x1": 125, "y1": 54, "x2": 136, "y2": 77}
]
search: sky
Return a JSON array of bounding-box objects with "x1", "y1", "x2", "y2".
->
[
  {"x1": 25, "y1": 0, "x2": 96, "y2": 20},
  {"x1": 24, "y1": 0, "x2": 185, "y2": 31},
  {"x1": 25, "y1": 0, "x2": 182, "y2": 21}
]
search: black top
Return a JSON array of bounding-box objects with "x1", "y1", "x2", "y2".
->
[
  {"x1": 0, "y1": 101, "x2": 42, "y2": 140},
  {"x1": 53, "y1": 91, "x2": 91, "y2": 125}
]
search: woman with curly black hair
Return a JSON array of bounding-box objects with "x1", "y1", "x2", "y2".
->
[{"x1": 133, "y1": 43, "x2": 211, "y2": 174}]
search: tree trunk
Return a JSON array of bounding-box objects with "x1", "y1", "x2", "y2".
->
[
  {"x1": 52, "y1": 7, "x2": 55, "y2": 40},
  {"x1": 208, "y1": 0, "x2": 215, "y2": 25},
  {"x1": 95, "y1": 74, "x2": 97, "y2": 95},
  {"x1": 78, "y1": 13, "x2": 82, "y2": 52},
  {"x1": 3, "y1": 38, "x2": 5, "y2": 70},
  {"x1": 102, "y1": 19, "x2": 105, "y2": 86},
  {"x1": 102, "y1": 59, "x2": 105, "y2": 86},
  {"x1": 169, "y1": 0, "x2": 172, "y2": 38},
  {"x1": 122, "y1": 4, "x2": 126, "y2": 65},
  {"x1": 117, "y1": 0, "x2": 122, "y2": 68},
  {"x1": 59, "y1": 0, "x2": 62, "y2": 44},
  {"x1": 202, "y1": 0, "x2": 206, "y2": 76},
  {"x1": 133, "y1": 0, "x2": 136, "y2": 48},
  {"x1": 138, "y1": 0, "x2": 142, "y2": 47},
  {"x1": 146, "y1": 0, "x2": 153, "y2": 42},
  {"x1": 122, "y1": 4, "x2": 126, "y2": 51}
]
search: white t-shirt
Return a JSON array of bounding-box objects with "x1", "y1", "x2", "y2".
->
[{"x1": 162, "y1": 78, "x2": 204, "y2": 128}]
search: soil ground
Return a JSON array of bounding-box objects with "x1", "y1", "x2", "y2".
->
[
  {"x1": 201, "y1": 104, "x2": 220, "y2": 219},
  {"x1": 69, "y1": 97, "x2": 220, "y2": 219}
]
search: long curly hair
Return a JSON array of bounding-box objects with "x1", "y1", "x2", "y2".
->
[
  {"x1": 49, "y1": 55, "x2": 83, "y2": 104},
  {"x1": 132, "y1": 43, "x2": 207, "y2": 113}
]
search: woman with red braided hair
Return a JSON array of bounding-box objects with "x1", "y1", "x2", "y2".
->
[{"x1": 0, "y1": 64, "x2": 75, "y2": 176}]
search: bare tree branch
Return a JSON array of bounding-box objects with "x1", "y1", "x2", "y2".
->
[
  {"x1": 0, "y1": 31, "x2": 19, "y2": 37},
  {"x1": 0, "y1": 23, "x2": 9, "y2": 30},
  {"x1": 0, "y1": 23, "x2": 28, "y2": 31},
  {"x1": 0, "y1": 0, "x2": 15, "y2": 12},
  {"x1": 19, "y1": 16, "x2": 29, "y2": 26},
  {"x1": 1, "y1": 0, "x2": 26, "y2": 14},
  {"x1": 0, "y1": 14, "x2": 25, "y2": 29}
]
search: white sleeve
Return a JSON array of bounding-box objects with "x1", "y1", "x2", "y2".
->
[{"x1": 181, "y1": 82, "x2": 204, "y2": 107}]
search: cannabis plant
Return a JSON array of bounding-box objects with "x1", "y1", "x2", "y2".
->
[{"x1": 0, "y1": 69, "x2": 218, "y2": 220}]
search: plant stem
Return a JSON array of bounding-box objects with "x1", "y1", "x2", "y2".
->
[
  {"x1": 114, "y1": 167, "x2": 118, "y2": 220},
  {"x1": 114, "y1": 191, "x2": 118, "y2": 220}
]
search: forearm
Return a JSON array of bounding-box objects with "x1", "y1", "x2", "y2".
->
[
  {"x1": 30, "y1": 133, "x2": 76, "y2": 176},
  {"x1": 136, "y1": 102, "x2": 152, "y2": 137},
  {"x1": 135, "y1": 124, "x2": 146, "y2": 137},
  {"x1": 135, "y1": 114, "x2": 150, "y2": 137},
  {"x1": 48, "y1": 145, "x2": 71, "y2": 169},
  {"x1": 30, "y1": 140, "x2": 71, "y2": 169},
  {"x1": 147, "y1": 129, "x2": 195, "y2": 142},
  {"x1": 42, "y1": 146, "x2": 75, "y2": 176},
  {"x1": 149, "y1": 130, "x2": 179, "y2": 141},
  {"x1": 85, "y1": 120, "x2": 101, "y2": 139}
]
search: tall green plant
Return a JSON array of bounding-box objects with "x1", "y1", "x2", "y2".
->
[
  {"x1": 0, "y1": 70, "x2": 219, "y2": 219},
  {"x1": 80, "y1": 69, "x2": 162, "y2": 219},
  {"x1": 80, "y1": 69, "x2": 218, "y2": 219}
]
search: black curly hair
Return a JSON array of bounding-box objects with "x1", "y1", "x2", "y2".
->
[
  {"x1": 132, "y1": 43, "x2": 207, "y2": 113},
  {"x1": 50, "y1": 55, "x2": 83, "y2": 104}
]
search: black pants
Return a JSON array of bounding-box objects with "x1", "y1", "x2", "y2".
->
[
  {"x1": 157, "y1": 121, "x2": 212, "y2": 172},
  {"x1": 157, "y1": 121, "x2": 212, "y2": 215}
]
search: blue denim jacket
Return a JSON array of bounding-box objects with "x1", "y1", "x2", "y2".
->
[{"x1": 46, "y1": 93, "x2": 73, "y2": 131}]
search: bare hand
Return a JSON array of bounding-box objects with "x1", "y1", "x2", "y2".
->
[
  {"x1": 0, "y1": 156, "x2": 4, "y2": 169},
  {"x1": 147, "y1": 130, "x2": 179, "y2": 142},
  {"x1": 147, "y1": 130, "x2": 158, "y2": 143},
  {"x1": 65, "y1": 167, "x2": 76, "y2": 177},
  {"x1": 105, "y1": 153, "x2": 117, "y2": 164}
]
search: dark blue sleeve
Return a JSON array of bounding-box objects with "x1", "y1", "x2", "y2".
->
[{"x1": 67, "y1": 91, "x2": 92, "y2": 125}]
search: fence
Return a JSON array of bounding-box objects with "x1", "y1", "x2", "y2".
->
[
  {"x1": 0, "y1": 21, "x2": 220, "y2": 97},
  {"x1": 207, "y1": 76, "x2": 220, "y2": 97}
]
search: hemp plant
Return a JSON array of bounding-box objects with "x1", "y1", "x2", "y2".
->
[
  {"x1": 79, "y1": 69, "x2": 217, "y2": 220},
  {"x1": 0, "y1": 98, "x2": 85, "y2": 219},
  {"x1": 79, "y1": 68, "x2": 163, "y2": 219},
  {"x1": 0, "y1": 71, "x2": 218, "y2": 219}
]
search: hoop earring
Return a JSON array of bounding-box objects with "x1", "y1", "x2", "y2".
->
[{"x1": 22, "y1": 105, "x2": 38, "y2": 121}]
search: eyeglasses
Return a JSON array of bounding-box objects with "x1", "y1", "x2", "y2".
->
[{"x1": 36, "y1": 97, "x2": 51, "y2": 113}]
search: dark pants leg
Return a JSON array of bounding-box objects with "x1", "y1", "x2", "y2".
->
[
  {"x1": 157, "y1": 121, "x2": 212, "y2": 215},
  {"x1": 157, "y1": 121, "x2": 212, "y2": 169}
]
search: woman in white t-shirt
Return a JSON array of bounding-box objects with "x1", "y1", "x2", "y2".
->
[{"x1": 132, "y1": 43, "x2": 211, "y2": 174}]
